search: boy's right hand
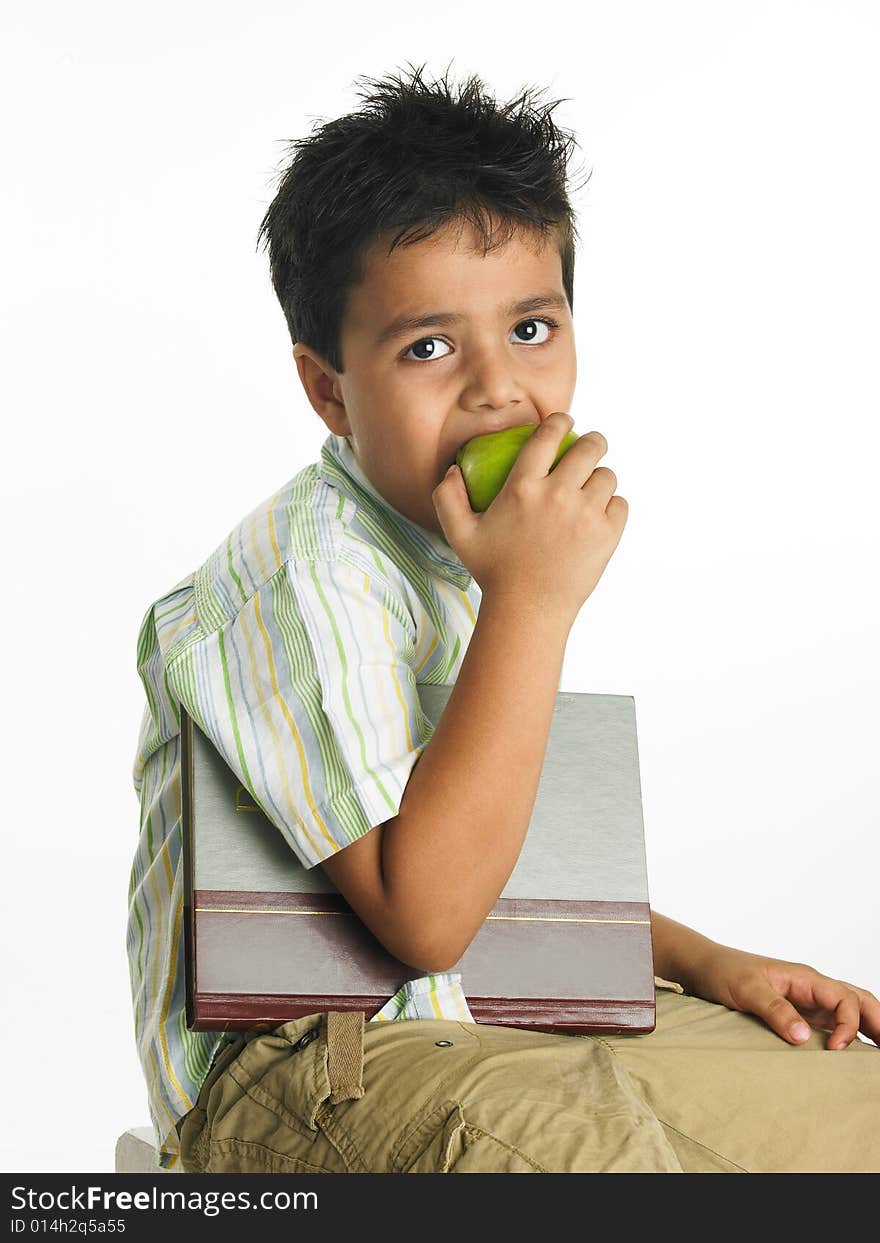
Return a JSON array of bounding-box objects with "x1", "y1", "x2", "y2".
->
[{"x1": 432, "y1": 412, "x2": 628, "y2": 625}]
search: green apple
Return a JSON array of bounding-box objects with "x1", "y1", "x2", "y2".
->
[{"x1": 454, "y1": 423, "x2": 580, "y2": 512}]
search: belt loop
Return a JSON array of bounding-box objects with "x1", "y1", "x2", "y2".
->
[{"x1": 325, "y1": 1010, "x2": 365, "y2": 1104}]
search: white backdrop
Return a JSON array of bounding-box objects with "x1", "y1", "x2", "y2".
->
[{"x1": 1, "y1": 0, "x2": 877, "y2": 1174}]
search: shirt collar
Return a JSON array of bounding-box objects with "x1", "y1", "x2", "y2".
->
[{"x1": 318, "y1": 433, "x2": 474, "y2": 591}]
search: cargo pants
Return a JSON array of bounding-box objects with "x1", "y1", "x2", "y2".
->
[{"x1": 176, "y1": 979, "x2": 880, "y2": 1174}]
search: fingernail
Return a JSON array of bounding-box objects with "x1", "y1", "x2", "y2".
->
[
  {"x1": 790, "y1": 1021, "x2": 810, "y2": 1041},
  {"x1": 446, "y1": 465, "x2": 457, "y2": 477}
]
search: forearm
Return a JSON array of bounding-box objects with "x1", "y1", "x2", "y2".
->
[
  {"x1": 650, "y1": 909, "x2": 722, "y2": 994},
  {"x1": 382, "y1": 590, "x2": 572, "y2": 970}
]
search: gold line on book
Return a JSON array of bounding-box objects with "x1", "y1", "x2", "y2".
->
[{"x1": 195, "y1": 906, "x2": 650, "y2": 925}]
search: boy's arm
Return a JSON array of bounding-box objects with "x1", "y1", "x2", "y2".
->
[
  {"x1": 320, "y1": 588, "x2": 571, "y2": 972},
  {"x1": 649, "y1": 910, "x2": 720, "y2": 993}
]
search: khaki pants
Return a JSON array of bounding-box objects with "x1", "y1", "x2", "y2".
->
[{"x1": 177, "y1": 981, "x2": 880, "y2": 1173}]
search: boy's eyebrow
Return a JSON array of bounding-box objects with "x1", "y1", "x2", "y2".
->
[{"x1": 375, "y1": 291, "x2": 569, "y2": 346}]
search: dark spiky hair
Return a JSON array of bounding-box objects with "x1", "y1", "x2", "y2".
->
[{"x1": 255, "y1": 61, "x2": 589, "y2": 373}]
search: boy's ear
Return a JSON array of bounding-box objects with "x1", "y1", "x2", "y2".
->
[{"x1": 292, "y1": 343, "x2": 353, "y2": 438}]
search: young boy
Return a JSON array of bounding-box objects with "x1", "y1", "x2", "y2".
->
[{"x1": 128, "y1": 64, "x2": 880, "y2": 1174}]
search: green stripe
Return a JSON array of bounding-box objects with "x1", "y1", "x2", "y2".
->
[
  {"x1": 192, "y1": 558, "x2": 228, "y2": 633},
  {"x1": 133, "y1": 896, "x2": 145, "y2": 986},
  {"x1": 163, "y1": 663, "x2": 180, "y2": 729},
  {"x1": 135, "y1": 605, "x2": 155, "y2": 669},
  {"x1": 226, "y1": 533, "x2": 247, "y2": 604},
  {"x1": 289, "y1": 466, "x2": 321, "y2": 560},
  {"x1": 217, "y1": 627, "x2": 254, "y2": 792},
  {"x1": 155, "y1": 594, "x2": 191, "y2": 623},
  {"x1": 448, "y1": 632, "x2": 461, "y2": 672},
  {"x1": 179, "y1": 1010, "x2": 214, "y2": 1083}
]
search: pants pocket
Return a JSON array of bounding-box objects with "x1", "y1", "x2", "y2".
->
[
  {"x1": 397, "y1": 1100, "x2": 547, "y2": 1173},
  {"x1": 178, "y1": 1013, "x2": 352, "y2": 1174}
]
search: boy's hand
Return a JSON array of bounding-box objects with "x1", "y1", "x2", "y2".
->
[
  {"x1": 688, "y1": 945, "x2": 880, "y2": 1049},
  {"x1": 432, "y1": 412, "x2": 628, "y2": 624}
]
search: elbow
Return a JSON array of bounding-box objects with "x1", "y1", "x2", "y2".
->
[
  {"x1": 411, "y1": 937, "x2": 469, "y2": 975},
  {"x1": 402, "y1": 948, "x2": 462, "y2": 975},
  {"x1": 385, "y1": 920, "x2": 465, "y2": 976}
]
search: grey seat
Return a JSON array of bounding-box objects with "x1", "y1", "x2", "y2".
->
[{"x1": 115, "y1": 1127, "x2": 184, "y2": 1174}]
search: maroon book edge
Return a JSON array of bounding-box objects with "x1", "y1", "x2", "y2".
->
[{"x1": 189, "y1": 889, "x2": 656, "y2": 1036}]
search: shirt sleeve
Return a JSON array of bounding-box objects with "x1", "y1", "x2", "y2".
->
[{"x1": 167, "y1": 555, "x2": 435, "y2": 870}]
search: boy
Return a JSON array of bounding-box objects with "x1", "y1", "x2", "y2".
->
[{"x1": 128, "y1": 64, "x2": 880, "y2": 1174}]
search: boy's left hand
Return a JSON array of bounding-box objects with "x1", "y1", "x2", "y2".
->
[{"x1": 690, "y1": 946, "x2": 880, "y2": 1049}]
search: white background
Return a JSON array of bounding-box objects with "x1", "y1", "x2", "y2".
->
[{"x1": 1, "y1": 0, "x2": 877, "y2": 1174}]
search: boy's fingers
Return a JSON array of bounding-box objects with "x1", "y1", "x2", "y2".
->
[
  {"x1": 802, "y1": 974, "x2": 867, "y2": 1049},
  {"x1": 849, "y1": 987, "x2": 880, "y2": 1046},
  {"x1": 743, "y1": 978, "x2": 814, "y2": 1045},
  {"x1": 748, "y1": 974, "x2": 866, "y2": 1049},
  {"x1": 432, "y1": 464, "x2": 476, "y2": 540},
  {"x1": 822, "y1": 990, "x2": 864, "y2": 1051}
]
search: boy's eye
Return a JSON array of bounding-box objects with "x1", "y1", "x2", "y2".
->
[
  {"x1": 511, "y1": 317, "x2": 555, "y2": 344},
  {"x1": 401, "y1": 316, "x2": 558, "y2": 362},
  {"x1": 403, "y1": 336, "x2": 452, "y2": 363}
]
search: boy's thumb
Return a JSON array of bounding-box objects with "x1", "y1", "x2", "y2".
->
[{"x1": 432, "y1": 464, "x2": 474, "y2": 545}]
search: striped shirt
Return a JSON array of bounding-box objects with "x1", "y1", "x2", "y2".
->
[{"x1": 127, "y1": 432, "x2": 482, "y2": 1170}]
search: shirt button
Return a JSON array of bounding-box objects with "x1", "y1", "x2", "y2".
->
[
  {"x1": 434, "y1": 1040, "x2": 453, "y2": 1047},
  {"x1": 293, "y1": 1028, "x2": 319, "y2": 1051}
]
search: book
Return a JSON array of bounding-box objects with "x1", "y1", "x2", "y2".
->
[{"x1": 182, "y1": 684, "x2": 657, "y2": 1035}]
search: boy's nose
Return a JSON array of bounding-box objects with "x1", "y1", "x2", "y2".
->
[{"x1": 460, "y1": 351, "x2": 526, "y2": 413}]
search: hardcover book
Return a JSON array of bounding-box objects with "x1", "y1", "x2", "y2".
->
[{"x1": 182, "y1": 685, "x2": 657, "y2": 1036}]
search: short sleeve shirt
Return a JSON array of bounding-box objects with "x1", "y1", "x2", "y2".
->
[{"x1": 127, "y1": 432, "x2": 482, "y2": 1169}]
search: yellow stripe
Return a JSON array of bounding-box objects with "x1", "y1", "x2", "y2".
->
[
  {"x1": 379, "y1": 597, "x2": 416, "y2": 754},
  {"x1": 196, "y1": 906, "x2": 359, "y2": 915},
  {"x1": 462, "y1": 590, "x2": 478, "y2": 626},
  {"x1": 146, "y1": 859, "x2": 167, "y2": 1066},
  {"x1": 409, "y1": 591, "x2": 436, "y2": 673},
  {"x1": 427, "y1": 983, "x2": 444, "y2": 1019},
  {"x1": 194, "y1": 906, "x2": 649, "y2": 924},
  {"x1": 153, "y1": 885, "x2": 192, "y2": 1111},
  {"x1": 143, "y1": 753, "x2": 192, "y2": 1117},
  {"x1": 415, "y1": 630, "x2": 439, "y2": 676},
  {"x1": 243, "y1": 586, "x2": 336, "y2": 854},
  {"x1": 485, "y1": 916, "x2": 651, "y2": 924},
  {"x1": 159, "y1": 824, "x2": 174, "y2": 893},
  {"x1": 266, "y1": 491, "x2": 283, "y2": 572},
  {"x1": 146, "y1": 1045, "x2": 182, "y2": 1133},
  {"x1": 159, "y1": 611, "x2": 197, "y2": 647},
  {"x1": 248, "y1": 490, "x2": 284, "y2": 586}
]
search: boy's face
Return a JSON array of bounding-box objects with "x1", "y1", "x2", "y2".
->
[{"x1": 293, "y1": 217, "x2": 577, "y2": 540}]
